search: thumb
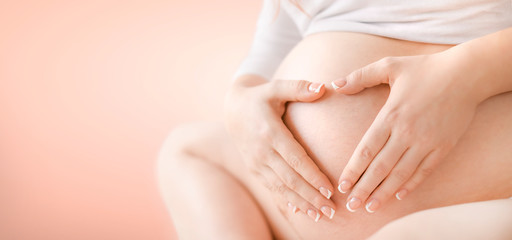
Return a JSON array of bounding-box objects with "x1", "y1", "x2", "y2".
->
[
  {"x1": 268, "y1": 79, "x2": 325, "y2": 102},
  {"x1": 331, "y1": 57, "x2": 393, "y2": 94}
]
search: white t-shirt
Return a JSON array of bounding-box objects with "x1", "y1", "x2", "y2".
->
[{"x1": 233, "y1": 0, "x2": 512, "y2": 80}]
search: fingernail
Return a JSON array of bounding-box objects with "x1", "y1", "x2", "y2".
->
[
  {"x1": 396, "y1": 189, "x2": 408, "y2": 200},
  {"x1": 321, "y1": 206, "x2": 335, "y2": 219},
  {"x1": 346, "y1": 197, "x2": 361, "y2": 212},
  {"x1": 331, "y1": 78, "x2": 346, "y2": 90},
  {"x1": 307, "y1": 209, "x2": 321, "y2": 222},
  {"x1": 287, "y1": 202, "x2": 298, "y2": 213},
  {"x1": 319, "y1": 187, "x2": 332, "y2": 199},
  {"x1": 365, "y1": 199, "x2": 379, "y2": 213},
  {"x1": 308, "y1": 83, "x2": 323, "y2": 93},
  {"x1": 337, "y1": 180, "x2": 351, "y2": 193}
]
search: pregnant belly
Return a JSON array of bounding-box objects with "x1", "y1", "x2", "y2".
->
[{"x1": 271, "y1": 32, "x2": 512, "y2": 239}]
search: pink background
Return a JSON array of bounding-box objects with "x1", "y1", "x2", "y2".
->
[{"x1": 0, "y1": 1, "x2": 260, "y2": 239}]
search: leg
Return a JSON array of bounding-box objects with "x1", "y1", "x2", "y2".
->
[
  {"x1": 156, "y1": 122, "x2": 272, "y2": 240},
  {"x1": 369, "y1": 198, "x2": 512, "y2": 240}
]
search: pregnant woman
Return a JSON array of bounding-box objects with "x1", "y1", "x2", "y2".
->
[{"x1": 158, "y1": 0, "x2": 512, "y2": 239}]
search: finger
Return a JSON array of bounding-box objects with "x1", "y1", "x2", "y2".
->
[
  {"x1": 365, "y1": 146, "x2": 429, "y2": 212},
  {"x1": 266, "y1": 150, "x2": 336, "y2": 219},
  {"x1": 267, "y1": 79, "x2": 326, "y2": 102},
  {"x1": 338, "y1": 117, "x2": 391, "y2": 194},
  {"x1": 261, "y1": 166, "x2": 327, "y2": 222},
  {"x1": 331, "y1": 57, "x2": 395, "y2": 94},
  {"x1": 395, "y1": 149, "x2": 444, "y2": 200},
  {"x1": 345, "y1": 133, "x2": 408, "y2": 212},
  {"x1": 272, "y1": 121, "x2": 335, "y2": 200}
]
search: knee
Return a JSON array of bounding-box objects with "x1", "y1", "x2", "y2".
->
[{"x1": 156, "y1": 122, "x2": 215, "y2": 173}]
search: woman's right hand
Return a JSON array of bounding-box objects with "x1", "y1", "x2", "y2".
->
[{"x1": 224, "y1": 74, "x2": 336, "y2": 222}]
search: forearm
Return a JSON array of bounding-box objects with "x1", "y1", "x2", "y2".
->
[{"x1": 446, "y1": 27, "x2": 512, "y2": 102}]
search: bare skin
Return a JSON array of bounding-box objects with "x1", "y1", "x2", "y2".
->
[
  {"x1": 368, "y1": 199, "x2": 512, "y2": 239},
  {"x1": 334, "y1": 28, "x2": 512, "y2": 214},
  {"x1": 157, "y1": 32, "x2": 512, "y2": 239}
]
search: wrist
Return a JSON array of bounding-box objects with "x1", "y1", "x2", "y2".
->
[
  {"x1": 225, "y1": 74, "x2": 268, "y2": 111},
  {"x1": 435, "y1": 46, "x2": 494, "y2": 105},
  {"x1": 227, "y1": 74, "x2": 267, "y2": 101},
  {"x1": 417, "y1": 50, "x2": 481, "y2": 109},
  {"x1": 440, "y1": 28, "x2": 512, "y2": 104}
]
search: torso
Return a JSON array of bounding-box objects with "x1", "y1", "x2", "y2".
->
[{"x1": 262, "y1": 32, "x2": 512, "y2": 239}]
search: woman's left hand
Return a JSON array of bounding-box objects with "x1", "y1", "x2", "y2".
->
[{"x1": 332, "y1": 52, "x2": 480, "y2": 213}]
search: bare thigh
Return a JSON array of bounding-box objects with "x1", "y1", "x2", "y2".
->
[
  {"x1": 167, "y1": 122, "x2": 305, "y2": 239},
  {"x1": 369, "y1": 198, "x2": 512, "y2": 240}
]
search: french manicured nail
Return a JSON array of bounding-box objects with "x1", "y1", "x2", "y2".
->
[
  {"x1": 396, "y1": 189, "x2": 408, "y2": 200},
  {"x1": 337, "y1": 180, "x2": 351, "y2": 193},
  {"x1": 319, "y1": 187, "x2": 332, "y2": 199},
  {"x1": 346, "y1": 197, "x2": 361, "y2": 212},
  {"x1": 365, "y1": 199, "x2": 379, "y2": 213},
  {"x1": 321, "y1": 206, "x2": 335, "y2": 219},
  {"x1": 287, "y1": 202, "x2": 298, "y2": 213},
  {"x1": 307, "y1": 209, "x2": 321, "y2": 222},
  {"x1": 308, "y1": 83, "x2": 323, "y2": 93},
  {"x1": 331, "y1": 78, "x2": 346, "y2": 90}
]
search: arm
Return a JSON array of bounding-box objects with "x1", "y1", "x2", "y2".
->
[
  {"x1": 232, "y1": 0, "x2": 302, "y2": 81},
  {"x1": 331, "y1": 27, "x2": 512, "y2": 213},
  {"x1": 445, "y1": 27, "x2": 512, "y2": 102}
]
